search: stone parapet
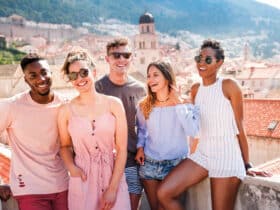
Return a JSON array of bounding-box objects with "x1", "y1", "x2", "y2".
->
[{"x1": 139, "y1": 176, "x2": 280, "y2": 210}]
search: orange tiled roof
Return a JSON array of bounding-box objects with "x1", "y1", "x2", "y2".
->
[
  {"x1": 0, "y1": 144, "x2": 11, "y2": 184},
  {"x1": 236, "y1": 66, "x2": 280, "y2": 80},
  {"x1": 244, "y1": 99, "x2": 280, "y2": 138},
  {"x1": 250, "y1": 68, "x2": 279, "y2": 79}
]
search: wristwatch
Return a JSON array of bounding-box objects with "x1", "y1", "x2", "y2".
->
[{"x1": 245, "y1": 162, "x2": 253, "y2": 171}]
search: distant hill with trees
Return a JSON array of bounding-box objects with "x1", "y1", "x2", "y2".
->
[
  {"x1": 1, "y1": 0, "x2": 280, "y2": 34},
  {"x1": 0, "y1": 0, "x2": 280, "y2": 58},
  {"x1": 0, "y1": 48, "x2": 25, "y2": 64}
]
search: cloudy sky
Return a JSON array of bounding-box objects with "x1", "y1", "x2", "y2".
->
[{"x1": 256, "y1": 0, "x2": 280, "y2": 9}]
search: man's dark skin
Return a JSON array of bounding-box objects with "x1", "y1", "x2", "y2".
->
[{"x1": 0, "y1": 185, "x2": 12, "y2": 201}]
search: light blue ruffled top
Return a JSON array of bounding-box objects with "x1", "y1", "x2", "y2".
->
[{"x1": 136, "y1": 103, "x2": 200, "y2": 161}]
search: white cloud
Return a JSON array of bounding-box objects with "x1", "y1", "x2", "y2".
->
[{"x1": 255, "y1": 0, "x2": 280, "y2": 10}]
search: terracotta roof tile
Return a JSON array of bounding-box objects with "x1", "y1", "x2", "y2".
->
[
  {"x1": 244, "y1": 99, "x2": 280, "y2": 138},
  {"x1": 0, "y1": 144, "x2": 11, "y2": 184},
  {"x1": 250, "y1": 68, "x2": 279, "y2": 79},
  {"x1": 236, "y1": 67, "x2": 280, "y2": 80}
]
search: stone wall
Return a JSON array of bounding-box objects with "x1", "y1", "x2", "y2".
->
[
  {"x1": 248, "y1": 136, "x2": 280, "y2": 166},
  {"x1": 2, "y1": 176, "x2": 279, "y2": 210},
  {"x1": 139, "y1": 176, "x2": 280, "y2": 210},
  {"x1": 0, "y1": 198, "x2": 18, "y2": 210},
  {"x1": 0, "y1": 23, "x2": 83, "y2": 41},
  {"x1": 236, "y1": 177, "x2": 280, "y2": 210},
  {"x1": 183, "y1": 176, "x2": 280, "y2": 210}
]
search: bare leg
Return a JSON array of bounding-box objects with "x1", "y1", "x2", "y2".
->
[
  {"x1": 157, "y1": 159, "x2": 208, "y2": 210},
  {"x1": 210, "y1": 177, "x2": 241, "y2": 210},
  {"x1": 129, "y1": 193, "x2": 141, "y2": 210},
  {"x1": 142, "y1": 179, "x2": 164, "y2": 210}
]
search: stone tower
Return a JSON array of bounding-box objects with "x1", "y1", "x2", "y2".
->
[{"x1": 133, "y1": 12, "x2": 160, "y2": 75}]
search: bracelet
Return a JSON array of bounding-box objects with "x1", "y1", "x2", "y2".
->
[{"x1": 245, "y1": 162, "x2": 253, "y2": 171}]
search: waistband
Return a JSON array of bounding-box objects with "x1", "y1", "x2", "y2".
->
[{"x1": 145, "y1": 155, "x2": 185, "y2": 164}]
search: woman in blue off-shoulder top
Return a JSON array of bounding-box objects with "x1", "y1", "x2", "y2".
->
[{"x1": 135, "y1": 61, "x2": 199, "y2": 210}]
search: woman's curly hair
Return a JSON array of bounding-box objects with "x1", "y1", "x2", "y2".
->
[
  {"x1": 61, "y1": 49, "x2": 95, "y2": 76},
  {"x1": 200, "y1": 39, "x2": 225, "y2": 61}
]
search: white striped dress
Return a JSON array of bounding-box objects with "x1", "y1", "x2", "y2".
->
[{"x1": 189, "y1": 78, "x2": 246, "y2": 179}]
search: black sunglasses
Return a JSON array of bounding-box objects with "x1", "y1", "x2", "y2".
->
[
  {"x1": 109, "y1": 52, "x2": 132, "y2": 59},
  {"x1": 194, "y1": 55, "x2": 215, "y2": 65},
  {"x1": 67, "y1": 68, "x2": 89, "y2": 81}
]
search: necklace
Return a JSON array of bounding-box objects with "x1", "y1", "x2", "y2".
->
[{"x1": 156, "y1": 97, "x2": 169, "y2": 103}]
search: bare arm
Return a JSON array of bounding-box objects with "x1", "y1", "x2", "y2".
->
[
  {"x1": 109, "y1": 96, "x2": 128, "y2": 190},
  {"x1": 190, "y1": 83, "x2": 200, "y2": 104},
  {"x1": 223, "y1": 79, "x2": 271, "y2": 177},
  {"x1": 135, "y1": 105, "x2": 147, "y2": 165},
  {"x1": 223, "y1": 79, "x2": 249, "y2": 163},
  {"x1": 0, "y1": 99, "x2": 12, "y2": 145},
  {"x1": 57, "y1": 103, "x2": 86, "y2": 180},
  {"x1": 101, "y1": 96, "x2": 128, "y2": 208}
]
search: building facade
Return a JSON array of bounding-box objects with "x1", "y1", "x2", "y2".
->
[{"x1": 133, "y1": 12, "x2": 160, "y2": 75}]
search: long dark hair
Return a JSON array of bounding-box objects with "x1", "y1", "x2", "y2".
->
[{"x1": 140, "y1": 61, "x2": 176, "y2": 119}]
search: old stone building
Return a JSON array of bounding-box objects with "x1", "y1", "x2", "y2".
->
[
  {"x1": 243, "y1": 99, "x2": 280, "y2": 165},
  {"x1": 133, "y1": 12, "x2": 160, "y2": 75},
  {"x1": 0, "y1": 14, "x2": 88, "y2": 42}
]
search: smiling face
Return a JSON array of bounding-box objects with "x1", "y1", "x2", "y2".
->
[
  {"x1": 24, "y1": 60, "x2": 52, "y2": 98},
  {"x1": 196, "y1": 47, "x2": 223, "y2": 81},
  {"x1": 147, "y1": 65, "x2": 169, "y2": 94},
  {"x1": 68, "y1": 60, "x2": 95, "y2": 93},
  {"x1": 105, "y1": 45, "x2": 132, "y2": 76}
]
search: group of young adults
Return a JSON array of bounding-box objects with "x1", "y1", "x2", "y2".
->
[{"x1": 0, "y1": 37, "x2": 270, "y2": 210}]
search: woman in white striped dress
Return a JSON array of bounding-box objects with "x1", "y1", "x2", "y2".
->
[{"x1": 157, "y1": 39, "x2": 270, "y2": 210}]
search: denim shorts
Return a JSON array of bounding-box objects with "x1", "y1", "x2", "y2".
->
[
  {"x1": 125, "y1": 166, "x2": 143, "y2": 195},
  {"x1": 139, "y1": 156, "x2": 183, "y2": 180}
]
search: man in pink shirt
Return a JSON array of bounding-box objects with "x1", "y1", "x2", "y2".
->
[{"x1": 0, "y1": 53, "x2": 69, "y2": 210}]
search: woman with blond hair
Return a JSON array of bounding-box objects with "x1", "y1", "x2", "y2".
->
[
  {"x1": 135, "y1": 61, "x2": 199, "y2": 210},
  {"x1": 58, "y1": 49, "x2": 130, "y2": 210}
]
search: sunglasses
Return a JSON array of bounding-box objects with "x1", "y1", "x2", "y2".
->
[
  {"x1": 67, "y1": 68, "x2": 89, "y2": 81},
  {"x1": 194, "y1": 55, "x2": 215, "y2": 65},
  {"x1": 109, "y1": 52, "x2": 132, "y2": 59}
]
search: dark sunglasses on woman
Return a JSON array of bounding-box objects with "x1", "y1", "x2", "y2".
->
[
  {"x1": 109, "y1": 52, "x2": 132, "y2": 59},
  {"x1": 194, "y1": 55, "x2": 215, "y2": 65},
  {"x1": 67, "y1": 68, "x2": 89, "y2": 81}
]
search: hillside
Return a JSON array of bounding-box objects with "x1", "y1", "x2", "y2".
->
[
  {"x1": 0, "y1": 48, "x2": 25, "y2": 65},
  {"x1": 0, "y1": 0, "x2": 280, "y2": 58},
  {"x1": 1, "y1": 0, "x2": 280, "y2": 33}
]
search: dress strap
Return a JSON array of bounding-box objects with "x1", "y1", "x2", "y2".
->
[
  {"x1": 66, "y1": 102, "x2": 78, "y2": 117},
  {"x1": 107, "y1": 96, "x2": 114, "y2": 115}
]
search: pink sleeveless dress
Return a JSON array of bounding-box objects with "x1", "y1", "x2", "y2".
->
[{"x1": 67, "y1": 110, "x2": 130, "y2": 210}]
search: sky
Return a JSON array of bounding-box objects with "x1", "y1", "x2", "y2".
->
[{"x1": 256, "y1": 0, "x2": 280, "y2": 9}]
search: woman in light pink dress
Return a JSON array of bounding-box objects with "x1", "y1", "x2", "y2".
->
[{"x1": 58, "y1": 49, "x2": 131, "y2": 210}]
